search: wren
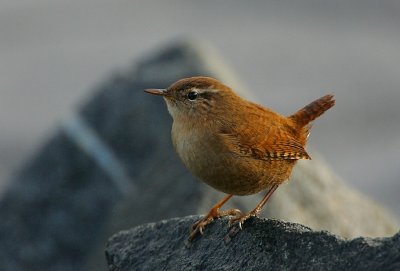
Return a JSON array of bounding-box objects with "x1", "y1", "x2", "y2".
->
[{"x1": 145, "y1": 76, "x2": 335, "y2": 241}]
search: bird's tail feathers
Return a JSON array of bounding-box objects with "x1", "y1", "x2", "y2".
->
[{"x1": 289, "y1": 94, "x2": 335, "y2": 128}]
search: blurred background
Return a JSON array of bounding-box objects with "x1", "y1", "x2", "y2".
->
[{"x1": 0, "y1": 0, "x2": 399, "y2": 219}]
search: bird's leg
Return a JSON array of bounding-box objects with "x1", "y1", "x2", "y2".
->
[
  {"x1": 189, "y1": 194, "x2": 241, "y2": 241},
  {"x1": 229, "y1": 184, "x2": 279, "y2": 229}
]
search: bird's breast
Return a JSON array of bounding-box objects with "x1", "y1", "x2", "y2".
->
[{"x1": 171, "y1": 120, "x2": 213, "y2": 171}]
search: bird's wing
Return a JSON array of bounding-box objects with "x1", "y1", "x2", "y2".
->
[{"x1": 219, "y1": 118, "x2": 311, "y2": 161}]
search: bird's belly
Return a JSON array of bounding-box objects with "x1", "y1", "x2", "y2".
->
[
  {"x1": 197, "y1": 155, "x2": 295, "y2": 195},
  {"x1": 176, "y1": 137, "x2": 294, "y2": 195},
  {"x1": 172, "y1": 124, "x2": 295, "y2": 195}
]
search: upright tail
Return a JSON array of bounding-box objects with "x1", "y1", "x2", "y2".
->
[{"x1": 289, "y1": 94, "x2": 335, "y2": 128}]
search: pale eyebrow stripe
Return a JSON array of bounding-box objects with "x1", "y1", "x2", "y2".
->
[{"x1": 192, "y1": 87, "x2": 219, "y2": 94}]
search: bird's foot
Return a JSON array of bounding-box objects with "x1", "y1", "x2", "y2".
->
[
  {"x1": 189, "y1": 208, "x2": 242, "y2": 241},
  {"x1": 229, "y1": 209, "x2": 259, "y2": 230}
]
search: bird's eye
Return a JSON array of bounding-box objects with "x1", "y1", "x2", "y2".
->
[{"x1": 187, "y1": 91, "x2": 198, "y2": 101}]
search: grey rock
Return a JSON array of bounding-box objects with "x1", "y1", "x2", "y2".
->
[
  {"x1": 0, "y1": 39, "x2": 397, "y2": 271},
  {"x1": 105, "y1": 216, "x2": 400, "y2": 271}
]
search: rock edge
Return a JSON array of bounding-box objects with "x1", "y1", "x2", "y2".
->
[{"x1": 106, "y1": 216, "x2": 400, "y2": 271}]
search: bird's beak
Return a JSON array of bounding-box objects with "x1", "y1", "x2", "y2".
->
[{"x1": 144, "y1": 89, "x2": 168, "y2": 96}]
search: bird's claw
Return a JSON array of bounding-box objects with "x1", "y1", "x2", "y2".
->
[
  {"x1": 189, "y1": 217, "x2": 213, "y2": 241},
  {"x1": 227, "y1": 213, "x2": 242, "y2": 227},
  {"x1": 229, "y1": 211, "x2": 259, "y2": 229},
  {"x1": 189, "y1": 208, "x2": 243, "y2": 241},
  {"x1": 199, "y1": 226, "x2": 204, "y2": 235}
]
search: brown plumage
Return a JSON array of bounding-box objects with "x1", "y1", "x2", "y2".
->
[{"x1": 145, "y1": 76, "x2": 335, "y2": 241}]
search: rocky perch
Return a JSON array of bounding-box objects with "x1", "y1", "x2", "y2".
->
[{"x1": 106, "y1": 216, "x2": 400, "y2": 271}]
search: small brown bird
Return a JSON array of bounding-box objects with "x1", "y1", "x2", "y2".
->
[{"x1": 145, "y1": 76, "x2": 335, "y2": 241}]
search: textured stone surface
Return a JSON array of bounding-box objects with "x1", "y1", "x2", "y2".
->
[
  {"x1": 106, "y1": 216, "x2": 400, "y2": 271},
  {"x1": 0, "y1": 40, "x2": 397, "y2": 271}
]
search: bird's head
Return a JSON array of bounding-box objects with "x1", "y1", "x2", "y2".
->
[{"x1": 145, "y1": 76, "x2": 235, "y2": 120}]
